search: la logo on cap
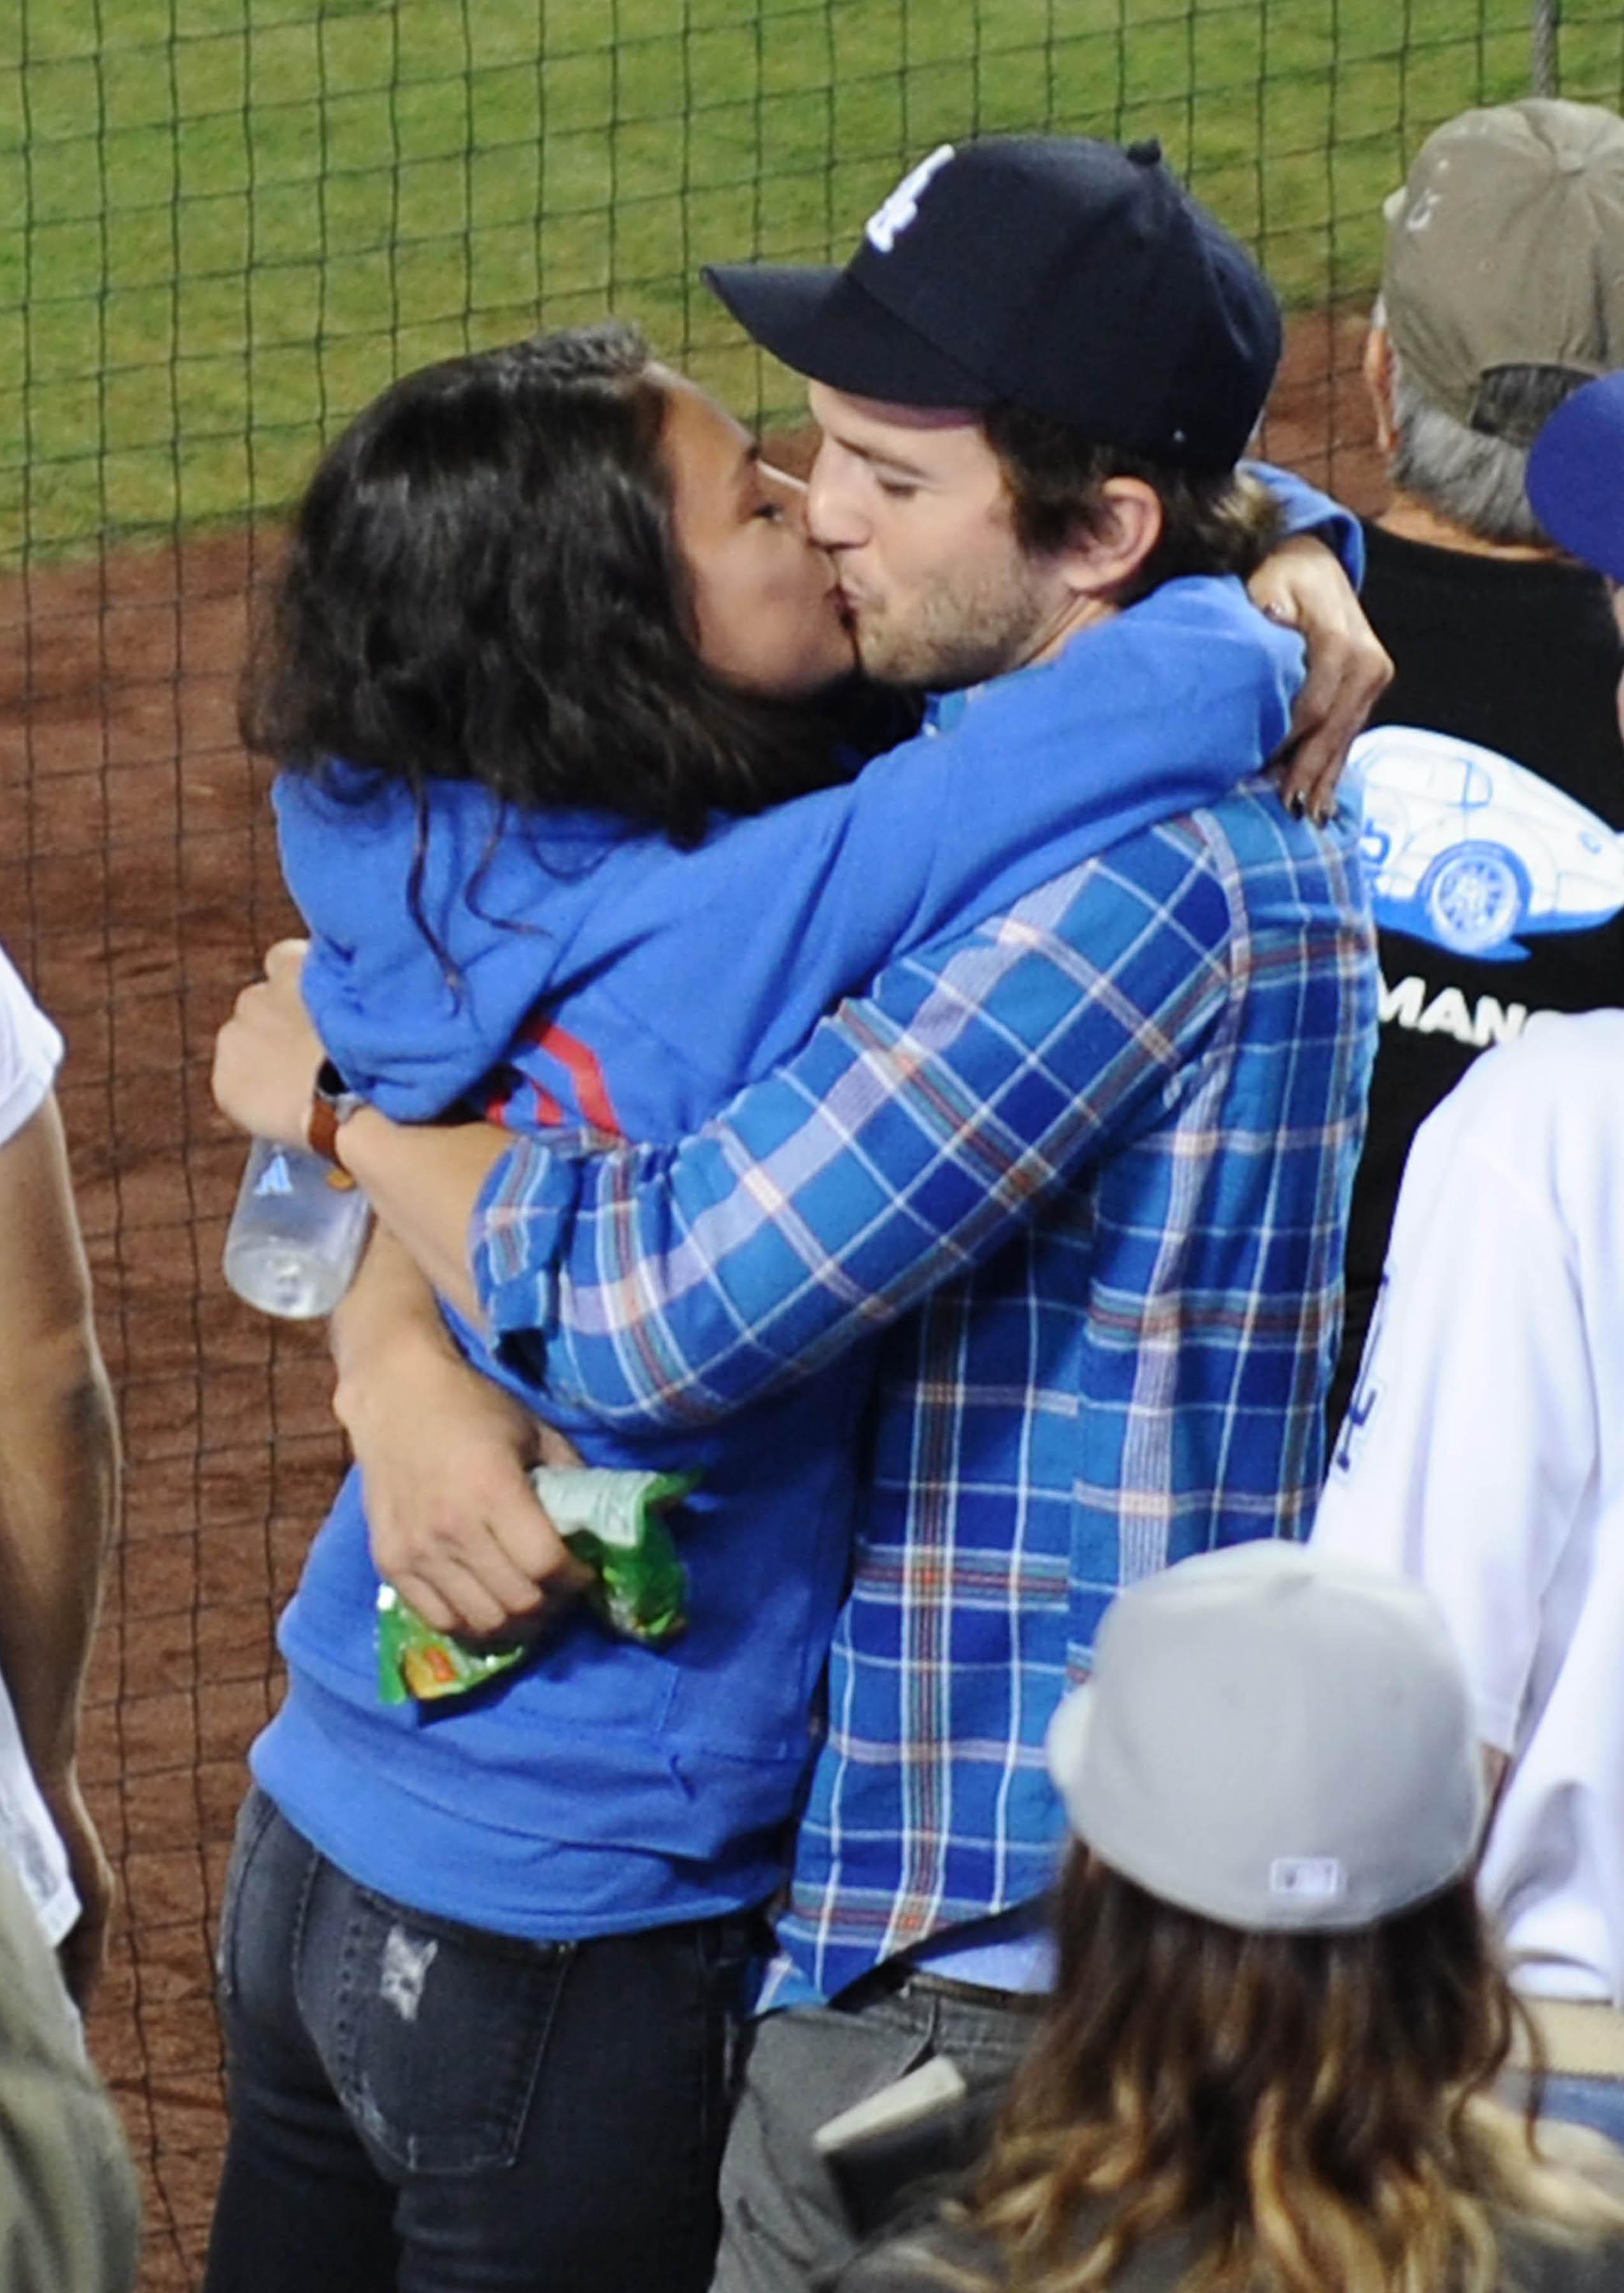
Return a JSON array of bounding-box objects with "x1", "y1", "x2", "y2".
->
[{"x1": 865, "y1": 144, "x2": 955, "y2": 254}]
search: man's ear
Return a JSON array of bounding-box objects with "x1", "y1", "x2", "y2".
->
[
  {"x1": 1364, "y1": 322, "x2": 1397, "y2": 457},
  {"x1": 1058, "y1": 476, "x2": 1164, "y2": 601}
]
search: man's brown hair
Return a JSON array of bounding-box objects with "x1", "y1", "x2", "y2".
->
[{"x1": 982, "y1": 401, "x2": 1281, "y2": 596}]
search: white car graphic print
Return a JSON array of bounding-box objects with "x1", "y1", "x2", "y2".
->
[{"x1": 1347, "y1": 725, "x2": 1624, "y2": 961}]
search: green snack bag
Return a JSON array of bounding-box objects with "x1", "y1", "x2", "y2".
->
[
  {"x1": 376, "y1": 1466, "x2": 695, "y2": 1706},
  {"x1": 532, "y1": 1464, "x2": 693, "y2": 1647},
  {"x1": 376, "y1": 1582, "x2": 527, "y2": 1707}
]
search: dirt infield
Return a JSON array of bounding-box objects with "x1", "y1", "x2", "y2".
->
[
  {"x1": 0, "y1": 307, "x2": 1381, "y2": 2292},
  {"x1": 1, "y1": 524, "x2": 337, "y2": 2290}
]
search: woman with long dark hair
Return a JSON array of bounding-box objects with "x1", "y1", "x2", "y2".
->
[
  {"x1": 839, "y1": 1544, "x2": 1624, "y2": 2293},
  {"x1": 204, "y1": 319, "x2": 1343, "y2": 2293}
]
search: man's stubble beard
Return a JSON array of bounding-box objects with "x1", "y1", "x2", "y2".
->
[{"x1": 848, "y1": 545, "x2": 1057, "y2": 693}]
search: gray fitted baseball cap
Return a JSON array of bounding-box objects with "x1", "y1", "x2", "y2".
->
[
  {"x1": 1046, "y1": 1541, "x2": 1485, "y2": 1933},
  {"x1": 1382, "y1": 99, "x2": 1624, "y2": 442}
]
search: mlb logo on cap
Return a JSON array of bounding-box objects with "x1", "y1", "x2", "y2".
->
[{"x1": 1269, "y1": 1855, "x2": 1346, "y2": 1903}]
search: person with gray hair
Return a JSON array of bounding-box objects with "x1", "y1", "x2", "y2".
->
[{"x1": 1329, "y1": 97, "x2": 1624, "y2": 1442}]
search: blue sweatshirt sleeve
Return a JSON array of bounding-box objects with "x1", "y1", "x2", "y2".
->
[
  {"x1": 281, "y1": 577, "x2": 1304, "y2": 1124},
  {"x1": 1248, "y1": 460, "x2": 1365, "y2": 586},
  {"x1": 467, "y1": 827, "x2": 1248, "y2": 1425},
  {"x1": 759, "y1": 578, "x2": 1304, "y2": 993}
]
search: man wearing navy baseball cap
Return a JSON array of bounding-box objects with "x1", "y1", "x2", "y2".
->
[
  {"x1": 633, "y1": 136, "x2": 1385, "y2": 2293},
  {"x1": 317, "y1": 136, "x2": 1376, "y2": 2293}
]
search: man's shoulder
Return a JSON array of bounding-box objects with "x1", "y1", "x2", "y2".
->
[
  {"x1": 1361, "y1": 518, "x2": 1604, "y2": 612},
  {"x1": 1413, "y1": 1011, "x2": 1624, "y2": 1176},
  {"x1": 1360, "y1": 520, "x2": 1614, "y2": 694},
  {"x1": 1111, "y1": 777, "x2": 1365, "y2": 906},
  {"x1": 1360, "y1": 524, "x2": 1622, "y2": 787},
  {"x1": 984, "y1": 795, "x2": 1241, "y2": 947},
  {"x1": 944, "y1": 785, "x2": 1367, "y2": 1026}
]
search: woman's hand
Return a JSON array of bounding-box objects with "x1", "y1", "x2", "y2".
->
[
  {"x1": 332, "y1": 1231, "x2": 594, "y2": 1637},
  {"x1": 212, "y1": 939, "x2": 327, "y2": 1147},
  {"x1": 357, "y1": 1352, "x2": 593, "y2": 1639},
  {"x1": 1249, "y1": 536, "x2": 1393, "y2": 824}
]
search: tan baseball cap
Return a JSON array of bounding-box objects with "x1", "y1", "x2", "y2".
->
[{"x1": 1383, "y1": 98, "x2": 1624, "y2": 441}]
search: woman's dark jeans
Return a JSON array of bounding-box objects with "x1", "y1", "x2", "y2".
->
[{"x1": 203, "y1": 1787, "x2": 755, "y2": 2293}]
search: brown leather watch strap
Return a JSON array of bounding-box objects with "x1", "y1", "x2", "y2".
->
[
  {"x1": 307, "y1": 1092, "x2": 345, "y2": 1168},
  {"x1": 307, "y1": 1059, "x2": 363, "y2": 1171}
]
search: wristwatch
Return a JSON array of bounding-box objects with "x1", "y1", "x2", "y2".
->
[{"x1": 307, "y1": 1057, "x2": 368, "y2": 1169}]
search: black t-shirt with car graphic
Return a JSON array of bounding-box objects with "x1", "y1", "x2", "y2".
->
[{"x1": 1331, "y1": 521, "x2": 1624, "y2": 1441}]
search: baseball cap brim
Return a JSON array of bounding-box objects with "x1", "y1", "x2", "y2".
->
[
  {"x1": 1044, "y1": 1680, "x2": 1096, "y2": 1838},
  {"x1": 1528, "y1": 370, "x2": 1624, "y2": 582},
  {"x1": 702, "y1": 261, "x2": 995, "y2": 408}
]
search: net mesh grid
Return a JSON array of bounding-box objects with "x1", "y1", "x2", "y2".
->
[{"x1": 1, "y1": 4, "x2": 1619, "y2": 2282}]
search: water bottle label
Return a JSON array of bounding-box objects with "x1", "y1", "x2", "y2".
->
[{"x1": 254, "y1": 1150, "x2": 295, "y2": 1199}]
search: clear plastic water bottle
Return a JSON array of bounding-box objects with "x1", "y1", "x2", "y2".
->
[{"x1": 222, "y1": 1138, "x2": 373, "y2": 1318}]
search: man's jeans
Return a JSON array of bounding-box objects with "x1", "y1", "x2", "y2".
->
[
  {"x1": 711, "y1": 1973, "x2": 1041, "y2": 2293},
  {"x1": 203, "y1": 1787, "x2": 755, "y2": 2293},
  {"x1": 1539, "y1": 2074, "x2": 1624, "y2": 2150}
]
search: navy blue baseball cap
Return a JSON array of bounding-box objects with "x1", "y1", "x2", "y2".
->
[
  {"x1": 703, "y1": 135, "x2": 1282, "y2": 473},
  {"x1": 1528, "y1": 370, "x2": 1624, "y2": 582}
]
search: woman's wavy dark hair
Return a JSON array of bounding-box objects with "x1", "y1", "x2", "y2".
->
[
  {"x1": 925, "y1": 1849, "x2": 1624, "y2": 2293},
  {"x1": 241, "y1": 320, "x2": 850, "y2": 846}
]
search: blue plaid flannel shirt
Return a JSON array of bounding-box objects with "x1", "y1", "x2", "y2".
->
[{"x1": 473, "y1": 778, "x2": 1377, "y2": 2001}]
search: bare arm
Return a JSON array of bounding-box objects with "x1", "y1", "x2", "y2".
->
[
  {"x1": 0, "y1": 1094, "x2": 118, "y2": 2006},
  {"x1": 1250, "y1": 535, "x2": 1392, "y2": 822},
  {"x1": 327, "y1": 1118, "x2": 507, "y2": 1324},
  {"x1": 329, "y1": 1227, "x2": 588, "y2": 1635}
]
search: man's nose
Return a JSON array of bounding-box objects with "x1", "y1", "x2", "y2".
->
[{"x1": 806, "y1": 445, "x2": 866, "y2": 550}]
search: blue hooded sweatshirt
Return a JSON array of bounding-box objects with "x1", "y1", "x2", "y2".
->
[{"x1": 254, "y1": 573, "x2": 1320, "y2": 1939}]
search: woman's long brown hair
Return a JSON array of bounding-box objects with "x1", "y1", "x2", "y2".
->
[{"x1": 934, "y1": 1852, "x2": 1624, "y2": 2293}]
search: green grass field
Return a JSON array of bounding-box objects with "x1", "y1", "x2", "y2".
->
[{"x1": 3, "y1": 0, "x2": 1621, "y2": 565}]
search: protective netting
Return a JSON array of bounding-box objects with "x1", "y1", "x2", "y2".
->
[{"x1": 1, "y1": 4, "x2": 1621, "y2": 2283}]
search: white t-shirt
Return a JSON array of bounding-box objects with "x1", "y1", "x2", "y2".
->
[
  {"x1": 0, "y1": 943, "x2": 63, "y2": 1150},
  {"x1": 1316, "y1": 1011, "x2": 1624, "y2": 2003},
  {"x1": 0, "y1": 947, "x2": 80, "y2": 1947}
]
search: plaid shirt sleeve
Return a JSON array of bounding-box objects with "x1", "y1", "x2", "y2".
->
[{"x1": 469, "y1": 824, "x2": 1244, "y2": 1429}]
